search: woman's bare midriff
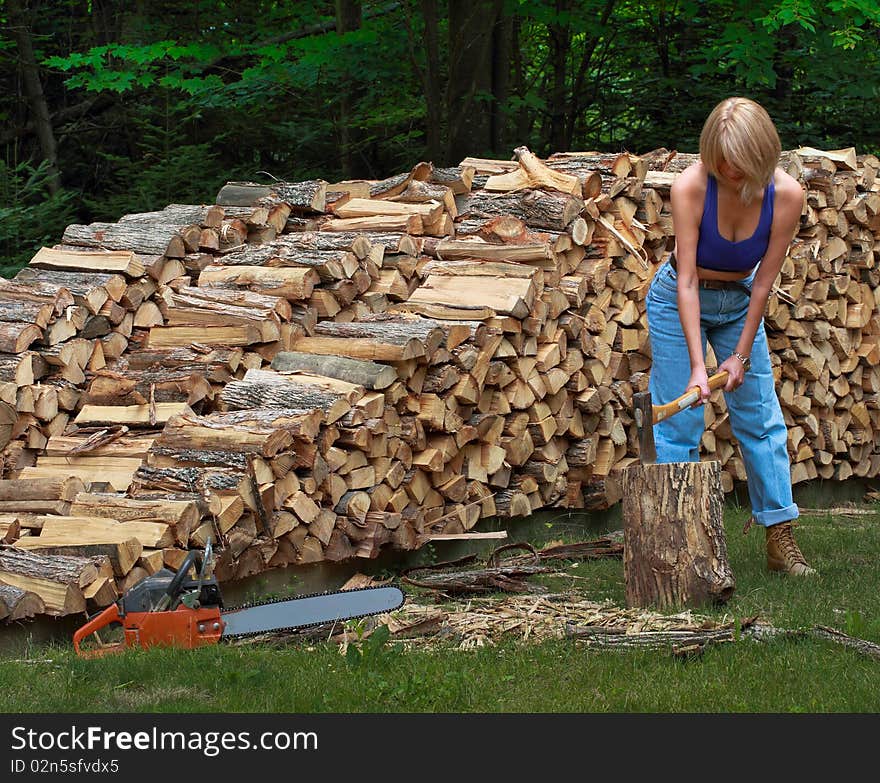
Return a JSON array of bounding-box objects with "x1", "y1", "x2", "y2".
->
[{"x1": 695, "y1": 266, "x2": 752, "y2": 282}]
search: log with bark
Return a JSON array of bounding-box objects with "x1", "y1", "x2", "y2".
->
[
  {"x1": 0, "y1": 548, "x2": 97, "y2": 615},
  {"x1": 216, "y1": 180, "x2": 328, "y2": 213},
  {"x1": 0, "y1": 581, "x2": 45, "y2": 622},
  {"x1": 270, "y1": 351, "x2": 398, "y2": 389},
  {"x1": 621, "y1": 461, "x2": 735, "y2": 609}
]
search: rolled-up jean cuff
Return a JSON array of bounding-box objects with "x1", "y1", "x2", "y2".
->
[{"x1": 755, "y1": 505, "x2": 800, "y2": 527}]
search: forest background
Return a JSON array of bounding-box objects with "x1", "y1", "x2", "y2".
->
[{"x1": 2, "y1": 0, "x2": 879, "y2": 276}]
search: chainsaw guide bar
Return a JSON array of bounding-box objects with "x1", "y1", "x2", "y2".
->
[{"x1": 219, "y1": 585, "x2": 406, "y2": 640}]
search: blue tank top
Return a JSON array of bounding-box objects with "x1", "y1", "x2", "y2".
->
[{"x1": 696, "y1": 174, "x2": 775, "y2": 272}]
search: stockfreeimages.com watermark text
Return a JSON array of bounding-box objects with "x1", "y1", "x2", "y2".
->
[{"x1": 10, "y1": 724, "x2": 317, "y2": 760}]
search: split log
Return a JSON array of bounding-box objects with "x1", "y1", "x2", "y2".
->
[
  {"x1": 153, "y1": 414, "x2": 294, "y2": 460},
  {"x1": 429, "y1": 238, "x2": 557, "y2": 267},
  {"x1": 61, "y1": 222, "x2": 189, "y2": 257},
  {"x1": 15, "y1": 267, "x2": 126, "y2": 310},
  {"x1": 74, "y1": 402, "x2": 191, "y2": 427},
  {"x1": 13, "y1": 537, "x2": 142, "y2": 578},
  {"x1": 0, "y1": 299, "x2": 54, "y2": 330},
  {"x1": 116, "y1": 344, "x2": 244, "y2": 377},
  {"x1": 270, "y1": 351, "x2": 397, "y2": 389},
  {"x1": 36, "y1": 515, "x2": 177, "y2": 550},
  {"x1": 0, "y1": 476, "x2": 86, "y2": 502},
  {"x1": 45, "y1": 431, "x2": 153, "y2": 459},
  {"x1": 0, "y1": 401, "x2": 16, "y2": 450},
  {"x1": 83, "y1": 576, "x2": 119, "y2": 608},
  {"x1": 69, "y1": 493, "x2": 199, "y2": 537},
  {"x1": 217, "y1": 242, "x2": 358, "y2": 281},
  {"x1": 322, "y1": 215, "x2": 424, "y2": 234},
  {"x1": 429, "y1": 165, "x2": 475, "y2": 194},
  {"x1": 0, "y1": 322, "x2": 42, "y2": 353},
  {"x1": 197, "y1": 265, "x2": 319, "y2": 300},
  {"x1": 0, "y1": 351, "x2": 41, "y2": 387},
  {"x1": 401, "y1": 271, "x2": 535, "y2": 320},
  {"x1": 146, "y1": 323, "x2": 270, "y2": 348},
  {"x1": 484, "y1": 146, "x2": 581, "y2": 196},
  {"x1": 0, "y1": 582, "x2": 45, "y2": 622},
  {"x1": 164, "y1": 285, "x2": 293, "y2": 321},
  {"x1": 0, "y1": 278, "x2": 75, "y2": 315},
  {"x1": 269, "y1": 230, "x2": 373, "y2": 258},
  {"x1": 292, "y1": 315, "x2": 443, "y2": 362},
  {"x1": 192, "y1": 408, "x2": 323, "y2": 442},
  {"x1": 216, "y1": 180, "x2": 327, "y2": 212},
  {"x1": 0, "y1": 549, "x2": 96, "y2": 615},
  {"x1": 220, "y1": 371, "x2": 354, "y2": 423},
  {"x1": 30, "y1": 247, "x2": 146, "y2": 277},
  {"x1": 459, "y1": 189, "x2": 584, "y2": 231},
  {"x1": 15, "y1": 464, "x2": 139, "y2": 493},
  {"x1": 82, "y1": 368, "x2": 214, "y2": 407},
  {"x1": 0, "y1": 518, "x2": 20, "y2": 542}
]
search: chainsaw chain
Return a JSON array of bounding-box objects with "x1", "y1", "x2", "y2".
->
[{"x1": 220, "y1": 584, "x2": 405, "y2": 640}]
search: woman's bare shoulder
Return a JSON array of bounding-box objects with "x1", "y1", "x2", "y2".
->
[
  {"x1": 773, "y1": 169, "x2": 805, "y2": 222},
  {"x1": 671, "y1": 162, "x2": 707, "y2": 202},
  {"x1": 773, "y1": 168, "x2": 804, "y2": 199}
]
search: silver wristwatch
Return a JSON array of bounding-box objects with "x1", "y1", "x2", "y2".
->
[{"x1": 732, "y1": 351, "x2": 751, "y2": 372}]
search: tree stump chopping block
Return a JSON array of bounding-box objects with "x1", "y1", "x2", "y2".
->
[{"x1": 621, "y1": 460, "x2": 735, "y2": 609}]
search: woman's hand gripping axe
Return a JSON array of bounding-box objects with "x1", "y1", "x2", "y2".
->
[{"x1": 632, "y1": 370, "x2": 729, "y2": 464}]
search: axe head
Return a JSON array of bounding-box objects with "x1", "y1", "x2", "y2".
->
[{"x1": 633, "y1": 391, "x2": 657, "y2": 465}]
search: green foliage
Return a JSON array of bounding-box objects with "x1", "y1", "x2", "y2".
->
[
  {"x1": 78, "y1": 111, "x2": 227, "y2": 222},
  {"x1": 0, "y1": 159, "x2": 75, "y2": 278},
  {"x1": 344, "y1": 623, "x2": 395, "y2": 669}
]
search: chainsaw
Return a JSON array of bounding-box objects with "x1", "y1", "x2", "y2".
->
[{"x1": 73, "y1": 542, "x2": 405, "y2": 657}]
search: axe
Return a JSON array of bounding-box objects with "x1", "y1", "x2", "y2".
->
[{"x1": 633, "y1": 370, "x2": 729, "y2": 464}]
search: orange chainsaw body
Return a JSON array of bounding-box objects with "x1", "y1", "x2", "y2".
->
[{"x1": 73, "y1": 602, "x2": 225, "y2": 658}]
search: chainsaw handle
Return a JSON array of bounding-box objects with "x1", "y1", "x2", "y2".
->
[
  {"x1": 73, "y1": 603, "x2": 125, "y2": 658},
  {"x1": 654, "y1": 370, "x2": 729, "y2": 423},
  {"x1": 157, "y1": 550, "x2": 200, "y2": 610}
]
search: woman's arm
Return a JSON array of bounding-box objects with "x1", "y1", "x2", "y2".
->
[{"x1": 670, "y1": 165, "x2": 711, "y2": 401}]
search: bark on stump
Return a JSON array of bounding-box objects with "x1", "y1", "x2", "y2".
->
[{"x1": 622, "y1": 460, "x2": 735, "y2": 609}]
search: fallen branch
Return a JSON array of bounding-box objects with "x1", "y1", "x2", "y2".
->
[
  {"x1": 799, "y1": 507, "x2": 877, "y2": 518},
  {"x1": 811, "y1": 625, "x2": 880, "y2": 661},
  {"x1": 67, "y1": 425, "x2": 130, "y2": 455},
  {"x1": 401, "y1": 547, "x2": 550, "y2": 595}
]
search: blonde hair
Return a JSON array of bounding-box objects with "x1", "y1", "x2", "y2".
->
[{"x1": 699, "y1": 97, "x2": 781, "y2": 204}]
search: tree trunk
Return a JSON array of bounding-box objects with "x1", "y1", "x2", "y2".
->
[
  {"x1": 491, "y1": 11, "x2": 512, "y2": 154},
  {"x1": 548, "y1": 0, "x2": 572, "y2": 155},
  {"x1": 447, "y1": 0, "x2": 503, "y2": 162},
  {"x1": 335, "y1": 0, "x2": 362, "y2": 178},
  {"x1": 621, "y1": 461, "x2": 735, "y2": 610},
  {"x1": 568, "y1": 0, "x2": 616, "y2": 146},
  {"x1": 420, "y1": 0, "x2": 443, "y2": 163},
  {"x1": 7, "y1": 0, "x2": 61, "y2": 195}
]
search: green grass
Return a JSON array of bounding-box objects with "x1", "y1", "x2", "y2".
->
[{"x1": 2, "y1": 502, "x2": 879, "y2": 713}]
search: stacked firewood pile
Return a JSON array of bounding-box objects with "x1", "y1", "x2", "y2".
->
[{"x1": 0, "y1": 142, "x2": 877, "y2": 621}]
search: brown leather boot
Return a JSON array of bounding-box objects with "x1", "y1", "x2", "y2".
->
[{"x1": 766, "y1": 522, "x2": 816, "y2": 576}]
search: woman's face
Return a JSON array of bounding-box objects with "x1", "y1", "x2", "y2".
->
[{"x1": 718, "y1": 159, "x2": 745, "y2": 183}]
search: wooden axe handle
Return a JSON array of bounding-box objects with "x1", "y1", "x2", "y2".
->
[{"x1": 653, "y1": 370, "x2": 729, "y2": 423}]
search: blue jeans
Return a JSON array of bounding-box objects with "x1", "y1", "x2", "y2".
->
[{"x1": 645, "y1": 261, "x2": 798, "y2": 527}]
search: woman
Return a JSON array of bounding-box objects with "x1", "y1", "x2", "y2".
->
[{"x1": 645, "y1": 96, "x2": 815, "y2": 576}]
